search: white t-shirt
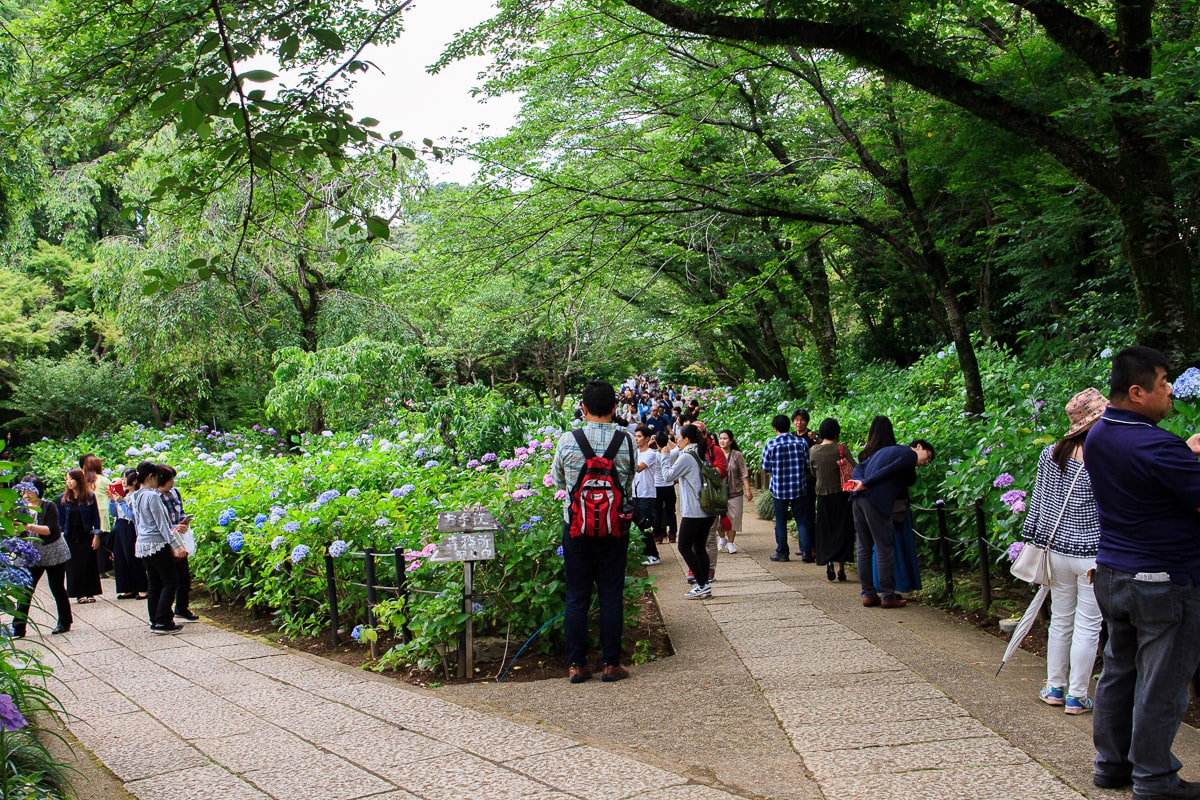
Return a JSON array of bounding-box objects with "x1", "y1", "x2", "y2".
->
[{"x1": 634, "y1": 449, "x2": 659, "y2": 499}]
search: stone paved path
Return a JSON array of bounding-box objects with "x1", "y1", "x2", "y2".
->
[{"x1": 20, "y1": 513, "x2": 1200, "y2": 799}]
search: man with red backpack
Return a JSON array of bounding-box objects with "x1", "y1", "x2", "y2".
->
[{"x1": 551, "y1": 380, "x2": 637, "y2": 684}]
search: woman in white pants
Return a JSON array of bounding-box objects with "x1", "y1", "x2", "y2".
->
[{"x1": 1022, "y1": 387, "x2": 1107, "y2": 714}]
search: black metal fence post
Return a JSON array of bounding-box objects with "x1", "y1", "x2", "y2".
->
[
  {"x1": 935, "y1": 502, "x2": 954, "y2": 594},
  {"x1": 975, "y1": 500, "x2": 991, "y2": 615},
  {"x1": 324, "y1": 550, "x2": 340, "y2": 646},
  {"x1": 393, "y1": 546, "x2": 410, "y2": 644},
  {"x1": 364, "y1": 547, "x2": 379, "y2": 659}
]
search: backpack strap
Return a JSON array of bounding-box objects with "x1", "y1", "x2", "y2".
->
[{"x1": 571, "y1": 428, "x2": 597, "y2": 460}]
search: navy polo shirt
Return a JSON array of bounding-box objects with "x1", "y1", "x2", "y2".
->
[{"x1": 1084, "y1": 406, "x2": 1200, "y2": 583}]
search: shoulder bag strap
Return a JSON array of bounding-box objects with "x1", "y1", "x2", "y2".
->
[{"x1": 1044, "y1": 464, "x2": 1085, "y2": 549}]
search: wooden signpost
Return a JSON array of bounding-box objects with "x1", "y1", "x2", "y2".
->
[{"x1": 435, "y1": 508, "x2": 499, "y2": 678}]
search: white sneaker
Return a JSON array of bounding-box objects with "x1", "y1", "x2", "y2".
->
[
  {"x1": 717, "y1": 536, "x2": 728, "y2": 552},
  {"x1": 641, "y1": 556, "x2": 661, "y2": 566},
  {"x1": 684, "y1": 584, "x2": 711, "y2": 599},
  {"x1": 726, "y1": 542, "x2": 738, "y2": 554}
]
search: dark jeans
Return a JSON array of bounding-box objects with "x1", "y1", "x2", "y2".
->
[
  {"x1": 853, "y1": 498, "x2": 897, "y2": 599},
  {"x1": 112, "y1": 519, "x2": 147, "y2": 595},
  {"x1": 13, "y1": 564, "x2": 71, "y2": 636},
  {"x1": 1093, "y1": 564, "x2": 1200, "y2": 795},
  {"x1": 141, "y1": 547, "x2": 180, "y2": 627},
  {"x1": 634, "y1": 498, "x2": 659, "y2": 559},
  {"x1": 562, "y1": 525, "x2": 629, "y2": 667},
  {"x1": 175, "y1": 555, "x2": 191, "y2": 614},
  {"x1": 678, "y1": 516, "x2": 713, "y2": 589},
  {"x1": 773, "y1": 496, "x2": 811, "y2": 556},
  {"x1": 654, "y1": 485, "x2": 678, "y2": 540}
]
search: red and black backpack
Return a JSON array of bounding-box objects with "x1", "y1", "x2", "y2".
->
[{"x1": 567, "y1": 429, "x2": 634, "y2": 538}]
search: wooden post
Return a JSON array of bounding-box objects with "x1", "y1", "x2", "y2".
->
[
  {"x1": 365, "y1": 547, "x2": 379, "y2": 660},
  {"x1": 935, "y1": 502, "x2": 954, "y2": 594},
  {"x1": 458, "y1": 561, "x2": 474, "y2": 678},
  {"x1": 974, "y1": 500, "x2": 991, "y2": 615},
  {"x1": 324, "y1": 551, "x2": 340, "y2": 646},
  {"x1": 393, "y1": 546, "x2": 410, "y2": 644}
]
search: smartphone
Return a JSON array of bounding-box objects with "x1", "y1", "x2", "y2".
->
[{"x1": 179, "y1": 514, "x2": 194, "y2": 524}]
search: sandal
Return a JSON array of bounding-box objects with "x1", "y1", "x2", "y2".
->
[
  {"x1": 117, "y1": 593, "x2": 137, "y2": 599},
  {"x1": 77, "y1": 597, "x2": 96, "y2": 604}
]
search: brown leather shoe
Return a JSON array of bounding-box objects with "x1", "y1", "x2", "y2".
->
[
  {"x1": 568, "y1": 664, "x2": 592, "y2": 684},
  {"x1": 862, "y1": 595, "x2": 881, "y2": 607},
  {"x1": 601, "y1": 664, "x2": 629, "y2": 682},
  {"x1": 881, "y1": 596, "x2": 908, "y2": 609}
]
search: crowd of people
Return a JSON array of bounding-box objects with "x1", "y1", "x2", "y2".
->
[
  {"x1": 557, "y1": 350, "x2": 1200, "y2": 800},
  {"x1": 14, "y1": 457, "x2": 199, "y2": 637}
]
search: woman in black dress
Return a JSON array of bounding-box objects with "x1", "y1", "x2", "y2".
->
[
  {"x1": 810, "y1": 418, "x2": 856, "y2": 581},
  {"x1": 59, "y1": 468, "x2": 102, "y2": 603}
]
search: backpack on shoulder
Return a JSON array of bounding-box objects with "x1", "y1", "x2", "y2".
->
[
  {"x1": 568, "y1": 429, "x2": 634, "y2": 538},
  {"x1": 688, "y1": 451, "x2": 729, "y2": 517}
]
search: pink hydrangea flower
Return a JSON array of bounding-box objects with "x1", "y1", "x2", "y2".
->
[
  {"x1": 542, "y1": 473, "x2": 555, "y2": 487},
  {"x1": 554, "y1": 489, "x2": 568, "y2": 501}
]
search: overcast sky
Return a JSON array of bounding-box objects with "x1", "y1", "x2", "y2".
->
[{"x1": 347, "y1": 0, "x2": 520, "y2": 184}]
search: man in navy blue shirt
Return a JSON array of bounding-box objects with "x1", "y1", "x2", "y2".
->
[
  {"x1": 761, "y1": 414, "x2": 811, "y2": 562},
  {"x1": 849, "y1": 439, "x2": 934, "y2": 608},
  {"x1": 1086, "y1": 346, "x2": 1200, "y2": 800}
]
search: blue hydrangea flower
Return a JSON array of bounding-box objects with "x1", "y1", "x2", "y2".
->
[
  {"x1": 328, "y1": 540, "x2": 349, "y2": 558},
  {"x1": 345, "y1": 488, "x2": 360, "y2": 499},
  {"x1": 227, "y1": 531, "x2": 244, "y2": 552},
  {"x1": 414, "y1": 447, "x2": 426, "y2": 459},
  {"x1": 1174, "y1": 367, "x2": 1200, "y2": 400},
  {"x1": 271, "y1": 535, "x2": 288, "y2": 550},
  {"x1": 290, "y1": 544, "x2": 310, "y2": 564},
  {"x1": 471, "y1": 602, "x2": 485, "y2": 614},
  {"x1": 351, "y1": 625, "x2": 364, "y2": 641},
  {"x1": 398, "y1": 483, "x2": 415, "y2": 497},
  {"x1": 217, "y1": 509, "x2": 237, "y2": 527},
  {"x1": 308, "y1": 517, "x2": 321, "y2": 526},
  {"x1": 556, "y1": 545, "x2": 564, "y2": 557},
  {"x1": 423, "y1": 460, "x2": 439, "y2": 469},
  {"x1": 389, "y1": 487, "x2": 404, "y2": 498},
  {"x1": 374, "y1": 517, "x2": 389, "y2": 527},
  {"x1": 1100, "y1": 347, "x2": 1114, "y2": 359},
  {"x1": 282, "y1": 521, "x2": 301, "y2": 534},
  {"x1": 520, "y1": 523, "x2": 531, "y2": 531},
  {"x1": 528, "y1": 515, "x2": 543, "y2": 524},
  {"x1": 253, "y1": 513, "x2": 268, "y2": 529},
  {"x1": 315, "y1": 489, "x2": 340, "y2": 506}
]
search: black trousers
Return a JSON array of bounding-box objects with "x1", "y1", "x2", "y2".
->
[
  {"x1": 13, "y1": 564, "x2": 71, "y2": 635},
  {"x1": 141, "y1": 547, "x2": 180, "y2": 627}
]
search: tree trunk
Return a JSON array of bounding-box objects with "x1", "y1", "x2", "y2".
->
[{"x1": 801, "y1": 243, "x2": 843, "y2": 395}]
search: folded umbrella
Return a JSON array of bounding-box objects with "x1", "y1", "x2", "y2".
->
[{"x1": 997, "y1": 584, "x2": 1050, "y2": 677}]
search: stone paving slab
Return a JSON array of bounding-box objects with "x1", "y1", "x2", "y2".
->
[{"x1": 20, "y1": 582, "x2": 754, "y2": 800}]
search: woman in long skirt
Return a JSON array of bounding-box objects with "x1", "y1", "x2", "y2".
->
[{"x1": 810, "y1": 418, "x2": 855, "y2": 581}]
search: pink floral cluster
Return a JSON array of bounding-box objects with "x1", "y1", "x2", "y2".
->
[{"x1": 403, "y1": 542, "x2": 439, "y2": 572}]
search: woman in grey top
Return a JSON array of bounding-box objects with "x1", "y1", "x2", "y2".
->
[
  {"x1": 1022, "y1": 388, "x2": 1106, "y2": 714},
  {"x1": 131, "y1": 461, "x2": 187, "y2": 634},
  {"x1": 660, "y1": 424, "x2": 713, "y2": 599}
]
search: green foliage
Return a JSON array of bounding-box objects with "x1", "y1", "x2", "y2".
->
[
  {"x1": 3, "y1": 351, "x2": 148, "y2": 438},
  {"x1": 266, "y1": 338, "x2": 432, "y2": 433}
]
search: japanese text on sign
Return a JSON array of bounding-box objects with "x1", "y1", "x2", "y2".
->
[{"x1": 428, "y1": 533, "x2": 496, "y2": 562}]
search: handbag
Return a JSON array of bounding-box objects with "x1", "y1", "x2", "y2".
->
[
  {"x1": 836, "y1": 444, "x2": 854, "y2": 486},
  {"x1": 1010, "y1": 465, "x2": 1083, "y2": 585}
]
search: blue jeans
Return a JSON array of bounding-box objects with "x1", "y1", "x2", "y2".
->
[
  {"x1": 773, "y1": 496, "x2": 811, "y2": 556},
  {"x1": 562, "y1": 524, "x2": 629, "y2": 668},
  {"x1": 1092, "y1": 564, "x2": 1200, "y2": 795}
]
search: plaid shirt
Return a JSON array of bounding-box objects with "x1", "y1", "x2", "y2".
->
[
  {"x1": 551, "y1": 422, "x2": 636, "y2": 522},
  {"x1": 161, "y1": 488, "x2": 185, "y2": 526},
  {"x1": 761, "y1": 432, "x2": 809, "y2": 500}
]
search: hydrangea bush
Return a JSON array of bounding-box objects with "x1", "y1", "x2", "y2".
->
[{"x1": 25, "y1": 411, "x2": 653, "y2": 670}]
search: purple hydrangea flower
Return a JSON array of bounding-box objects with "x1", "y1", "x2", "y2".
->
[
  {"x1": 481, "y1": 453, "x2": 497, "y2": 463},
  {"x1": 993, "y1": 473, "x2": 1015, "y2": 488},
  {"x1": 1000, "y1": 489, "x2": 1027, "y2": 508},
  {"x1": 0, "y1": 694, "x2": 27, "y2": 731},
  {"x1": 1006, "y1": 541, "x2": 1025, "y2": 562}
]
